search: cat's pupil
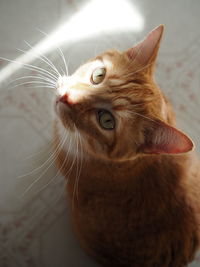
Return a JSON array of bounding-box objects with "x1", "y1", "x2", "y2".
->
[
  {"x1": 91, "y1": 67, "x2": 106, "y2": 84},
  {"x1": 98, "y1": 110, "x2": 115, "y2": 130}
]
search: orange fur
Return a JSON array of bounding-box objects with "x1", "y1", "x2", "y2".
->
[{"x1": 53, "y1": 26, "x2": 200, "y2": 266}]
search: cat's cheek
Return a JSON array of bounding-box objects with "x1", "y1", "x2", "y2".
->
[{"x1": 84, "y1": 140, "x2": 104, "y2": 158}]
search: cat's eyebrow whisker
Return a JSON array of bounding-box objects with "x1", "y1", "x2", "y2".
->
[
  {"x1": 132, "y1": 62, "x2": 154, "y2": 75},
  {"x1": 0, "y1": 56, "x2": 58, "y2": 82},
  {"x1": 124, "y1": 41, "x2": 154, "y2": 77},
  {"x1": 123, "y1": 62, "x2": 154, "y2": 80},
  {"x1": 36, "y1": 28, "x2": 69, "y2": 76},
  {"x1": 129, "y1": 110, "x2": 157, "y2": 123}
]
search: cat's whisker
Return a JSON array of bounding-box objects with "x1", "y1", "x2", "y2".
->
[
  {"x1": 18, "y1": 131, "x2": 67, "y2": 179},
  {"x1": 74, "y1": 127, "x2": 80, "y2": 202},
  {"x1": 23, "y1": 85, "x2": 55, "y2": 91},
  {"x1": 75, "y1": 129, "x2": 83, "y2": 202},
  {"x1": 55, "y1": 134, "x2": 73, "y2": 181},
  {"x1": 8, "y1": 75, "x2": 56, "y2": 87},
  {"x1": 33, "y1": 129, "x2": 73, "y2": 195},
  {"x1": 20, "y1": 132, "x2": 69, "y2": 197},
  {"x1": 72, "y1": 127, "x2": 79, "y2": 210},
  {"x1": 0, "y1": 56, "x2": 58, "y2": 82},
  {"x1": 10, "y1": 81, "x2": 55, "y2": 90},
  {"x1": 48, "y1": 179, "x2": 68, "y2": 209},
  {"x1": 24, "y1": 142, "x2": 54, "y2": 162},
  {"x1": 1, "y1": 55, "x2": 58, "y2": 81},
  {"x1": 23, "y1": 133, "x2": 61, "y2": 163},
  {"x1": 63, "y1": 131, "x2": 78, "y2": 181},
  {"x1": 17, "y1": 47, "x2": 60, "y2": 80},
  {"x1": 23, "y1": 41, "x2": 61, "y2": 78},
  {"x1": 36, "y1": 28, "x2": 69, "y2": 76},
  {"x1": 15, "y1": 67, "x2": 57, "y2": 84}
]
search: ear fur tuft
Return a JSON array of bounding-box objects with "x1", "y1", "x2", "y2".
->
[{"x1": 140, "y1": 119, "x2": 194, "y2": 155}]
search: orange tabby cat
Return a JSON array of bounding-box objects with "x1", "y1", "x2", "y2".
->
[{"x1": 54, "y1": 25, "x2": 200, "y2": 266}]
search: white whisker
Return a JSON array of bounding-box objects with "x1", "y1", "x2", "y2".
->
[
  {"x1": 75, "y1": 129, "x2": 83, "y2": 202},
  {"x1": 20, "y1": 132, "x2": 68, "y2": 197},
  {"x1": 8, "y1": 75, "x2": 56, "y2": 86},
  {"x1": 18, "y1": 132, "x2": 67, "y2": 179},
  {"x1": 0, "y1": 56, "x2": 58, "y2": 82},
  {"x1": 33, "y1": 130, "x2": 73, "y2": 194},
  {"x1": 23, "y1": 85, "x2": 55, "y2": 90},
  {"x1": 22, "y1": 41, "x2": 61, "y2": 78},
  {"x1": 36, "y1": 28, "x2": 69, "y2": 76},
  {"x1": 10, "y1": 81, "x2": 55, "y2": 89}
]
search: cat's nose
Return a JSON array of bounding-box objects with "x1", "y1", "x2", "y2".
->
[
  {"x1": 56, "y1": 93, "x2": 74, "y2": 106},
  {"x1": 59, "y1": 94, "x2": 68, "y2": 104}
]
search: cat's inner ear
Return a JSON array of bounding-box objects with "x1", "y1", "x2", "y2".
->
[
  {"x1": 140, "y1": 119, "x2": 194, "y2": 155},
  {"x1": 126, "y1": 25, "x2": 164, "y2": 67}
]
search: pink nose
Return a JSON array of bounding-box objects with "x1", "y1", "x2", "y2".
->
[
  {"x1": 59, "y1": 94, "x2": 69, "y2": 104},
  {"x1": 58, "y1": 93, "x2": 74, "y2": 106}
]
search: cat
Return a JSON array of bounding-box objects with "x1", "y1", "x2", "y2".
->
[{"x1": 53, "y1": 25, "x2": 200, "y2": 267}]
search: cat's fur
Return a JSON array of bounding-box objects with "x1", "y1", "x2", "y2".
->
[{"x1": 54, "y1": 25, "x2": 200, "y2": 266}]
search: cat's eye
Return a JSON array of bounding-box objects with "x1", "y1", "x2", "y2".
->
[
  {"x1": 91, "y1": 67, "x2": 106, "y2": 84},
  {"x1": 98, "y1": 110, "x2": 115, "y2": 130}
]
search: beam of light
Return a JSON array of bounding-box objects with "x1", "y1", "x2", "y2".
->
[{"x1": 0, "y1": 0, "x2": 144, "y2": 85}]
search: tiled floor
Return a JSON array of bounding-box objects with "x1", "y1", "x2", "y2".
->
[{"x1": 0, "y1": 0, "x2": 200, "y2": 266}]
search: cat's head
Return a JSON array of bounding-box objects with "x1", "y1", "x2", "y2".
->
[{"x1": 55, "y1": 25, "x2": 193, "y2": 161}]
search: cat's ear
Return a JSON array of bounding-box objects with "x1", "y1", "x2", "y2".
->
[
  {"x1": 126, "y1": 25, "x2": 164, "y2": 70},
  {"x1": 140, "y1": 119, "x2": 194, "y2": 154}
]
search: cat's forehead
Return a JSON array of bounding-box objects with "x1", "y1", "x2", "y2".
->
[
  {"x1": 75, "y1": 58, "x2": 105, "y2": 77},
  {"x1": 75, "y1": 50, "x2": 124, "y2": 75}
]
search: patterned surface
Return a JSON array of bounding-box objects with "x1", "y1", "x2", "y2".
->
[{"x1": 0, "y1": 0, "x2": 200, "y2": 266}]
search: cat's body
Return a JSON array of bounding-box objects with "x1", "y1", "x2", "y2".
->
[
  {"x1": 53, "y1": 26, "x2": 200, "y2": 266},
  {"x1": 55, "y1": 141, "x2": 200, "y2": 266}
]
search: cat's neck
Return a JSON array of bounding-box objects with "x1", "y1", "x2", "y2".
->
[{"x1": 69, "y1": 152, "x2": 191, "y2": 200}]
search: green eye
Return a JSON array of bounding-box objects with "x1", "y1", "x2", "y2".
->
[
  {"x1": 98, "y1": 110, "x2": 115, "y2": 130},
  {"x1": 91, "y1": 67, "x2": 106, "y2": 84}
]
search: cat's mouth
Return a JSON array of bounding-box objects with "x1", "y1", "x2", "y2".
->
[
  {"x1": 56, "y1": 94, "x2": 74, "y2": 108},
  {"x1": 56, "y1": 94, "x2": 68, "y2": 105},
  {"x1": 55, "y1": 94, "x2": 72, "y2": 115}
]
